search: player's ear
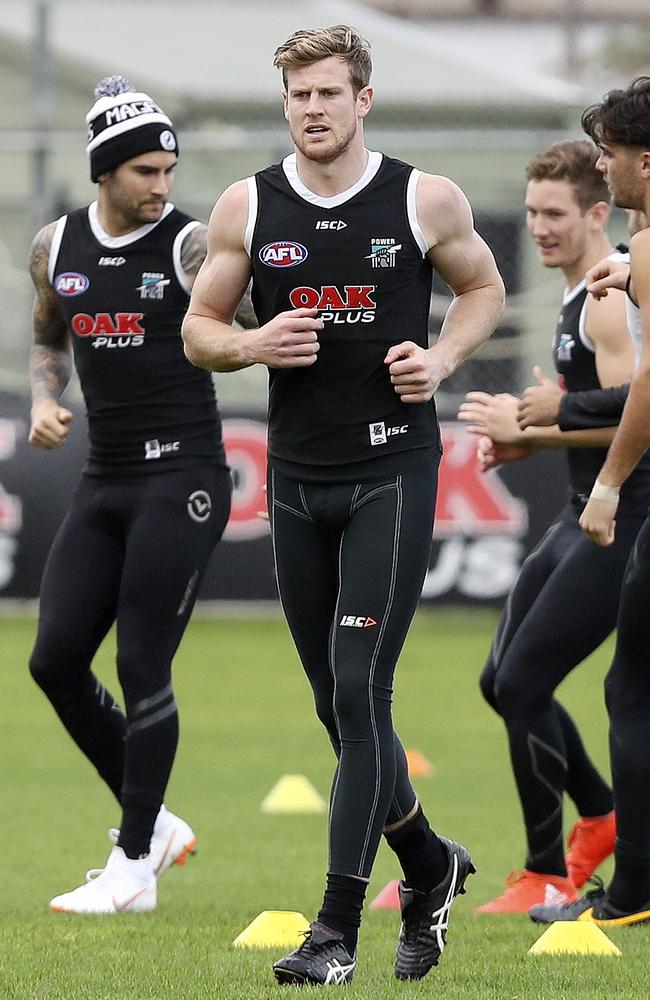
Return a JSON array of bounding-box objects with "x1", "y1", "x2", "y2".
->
[
  {"x1": 356, "y1": 85, "x2": 373, "y2": 119},
  {"x1": 282, "y1": 91, "x2": 289, "y2": 121},
  {"x1": 640, "y1": 150, "x2": 650, "y2": 180}
]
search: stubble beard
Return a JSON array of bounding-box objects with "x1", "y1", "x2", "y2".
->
[{"x1": 289, "y1": 117, "x2": 358, "y2": 165}]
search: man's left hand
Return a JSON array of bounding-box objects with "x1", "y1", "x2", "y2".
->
[
  {"x1": 384, "y1": 342, "x2": 445, "y2": 403},
  {"x1": 457, "y1": 391, "x2": 521, "y2": 444}
]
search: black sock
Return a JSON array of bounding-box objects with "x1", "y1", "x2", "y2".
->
[
  {"x1": 317, "y1": 873, "x2": 367, "y2": 957},
  {"x1": 384, "y1": 806, "x2": 448, "y2": 891}
]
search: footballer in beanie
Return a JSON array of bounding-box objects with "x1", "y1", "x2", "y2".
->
[{"x1": 85, "y1": 75, "x2": 179, "y2": 224}]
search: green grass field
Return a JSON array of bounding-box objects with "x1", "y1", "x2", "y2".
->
[{"x1": 3, "y1": 609, "x2": 650, "y2": 1000}]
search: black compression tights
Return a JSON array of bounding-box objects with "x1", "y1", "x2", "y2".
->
[
  {"x1": 268, "y1": 455, "x2": 439, "y2": 879},
  {"x1": 29, "y1": 466, "x2": 230, "y2": 856},
  {"x1": 481, "y1": 500, "x2": 643, "y2": 875}
]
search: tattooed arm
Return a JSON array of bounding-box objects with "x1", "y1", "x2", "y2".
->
[
  {"x1": 180, "y1": 223, "x2": 257, "y2": 331},
  {"x1": 28, "y1": 222, "x2": 74, "y2": 449}
]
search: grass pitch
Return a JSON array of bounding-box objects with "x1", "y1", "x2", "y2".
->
[{"x1": 2, "y1": 610, "x2": 650, "y2": 999}]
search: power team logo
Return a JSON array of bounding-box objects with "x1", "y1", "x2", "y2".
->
[
  {"x1": 71, "y1": 312, "x2": 145, "y2": 349},
  {"x1": 365, "y1": 238, "x2": 402, "y2": 269},
  {"x1": 289, "y1": 285, "x2": 376, "y2": 325},
  {"x1": 137, "y1": 272, "x2": 170, "y2": 300},
  {"x1": 556, "y1": 332, "x2": 575, "y2": 363},
  {"x1": 260, "y1": 241, "x2": 308, "y2": 268},
  {"x1": 55, "y1": 272, "x2": 89, "y2": 296}
]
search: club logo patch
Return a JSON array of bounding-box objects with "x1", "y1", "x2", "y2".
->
[
  {"x1": 55, "y1": 272, "x2": 89, "y2": 296},
  {"x1": 159, "y1": 129, "x2": 176, "y2": 151},
  {"x1": 259, "y1": 241, "x2": 308, "y2": 268},
  {"x1": 187, "y1": 490, "x2": 212, "y2": 523},
  {"x1": 137, "y1": 272, "x2": 170, "y2": 300},
  {"x1": 365, "y1": 238, "x2": 402, "y2": 269}
]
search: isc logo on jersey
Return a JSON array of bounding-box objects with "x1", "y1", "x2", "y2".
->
[
  {"x1": 55, "y1": 273, "x2": 89, "y2": 296},
  {"x1": 71, "y1": 312, "x2": 145, "y2": 349},
  {"x1": 260, "y1": 241, "x2": 308, "y2": 268},
  {"x1": 289, "y1": 285, "x2": 376, "y2": 324}
]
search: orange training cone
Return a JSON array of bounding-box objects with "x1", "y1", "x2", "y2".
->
[
  {"x1": 369, "y1": 879, "x2": 401, "y2": 910},
  {"x1": 405, "y1": 749, "x2": 435, "y2": 778}
]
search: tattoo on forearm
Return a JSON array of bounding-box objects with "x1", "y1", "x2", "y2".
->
[
  {"x1": 180, "y1": 225, "x2": 208, "y2": 279},
  {"x1": 30, "y1": 345, "x2": 72, "y2": 403},
  {"x1": 28, "y1": 222, "x2": 71, "y2": 402},
  {"x1": 235, "y1": 286, "x2": 257, "y2": 330}
]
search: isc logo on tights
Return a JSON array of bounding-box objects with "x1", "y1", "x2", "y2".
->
[
  {"x1": 259, "y1": 241, "x2": 308, "y2": 268},
  {"x1": 339, "y1": 615, "x2": 378, "y2": 629}
]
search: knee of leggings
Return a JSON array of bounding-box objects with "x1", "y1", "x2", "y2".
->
[
  {"x1": 313, "y1": 692, "x2": 339, "y2": 745},
  {"x1": 29, "y1": 629, "x2": 87, "y2": 692},
  {"x1": 492, "y1": 671, "x2": 542, "y2": 721},
  {"x1": 479, "y1": 662, "x2": 499, "y2": 712}
]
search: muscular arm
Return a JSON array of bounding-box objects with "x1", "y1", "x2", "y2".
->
[
  {"x1": 179, "y1": 221, "x2": 257, "y2": 330},
  {"x1": 182, "y1": 180, "x2": 322, "y2": 372},
  {"x1": 28, "y1": 223, "x2": 74, "y2": 448},
  {"x1": 385, "y1": 174, "x2": 505, "y2": 403},
  {"x1": 580, "y1": 229, "x2": 650, "y2": 543}
]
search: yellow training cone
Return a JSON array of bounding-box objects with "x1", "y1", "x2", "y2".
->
[
  {"x1": 260, "y1": 774, "x2": 327, "y2": 813},
  {"x1": 528, "y1": 921, "x2": 621, "y2": 957},
  {"x1": 233, "y1": 910, "x2": 310, "y2": 948}
]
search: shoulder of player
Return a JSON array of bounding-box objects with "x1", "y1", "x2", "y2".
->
[
  {"x1": 206, "y1": 179, "x2": 250, "y2": 249},
  {"x1": 414, "y1": 173, "x2": 472, "y2": 243},
  {"x1": 28, "y1": 220, "x2": 59, "y2": 286},
  {"x1": 630, "y1": 228, "x2": 650, "y2": 285},
  {"x1": 585, "y1": 283, "x2": 628, "y2": 344}
]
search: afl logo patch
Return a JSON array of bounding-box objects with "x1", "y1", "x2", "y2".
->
[
  {"x1": 55, "y1": 272, "x2": 89, "y2": 296},
  {"x1": 259, "y1": 241, "x2": 308, "y2": 268},
  {"x1": 159, "y1": 129, "x2": 176, "y2": 152},
  {"x1": 187, "y1": 489, "x2": 212, "y2": 523}
]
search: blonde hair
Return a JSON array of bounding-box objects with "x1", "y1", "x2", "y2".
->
[{"x1": 273, "y1": 25, "x2": 372, "y2": 95}]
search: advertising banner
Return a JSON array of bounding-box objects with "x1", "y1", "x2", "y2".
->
[{"x1": 0, "y1": 393, "x2": 568, "y2": 604}]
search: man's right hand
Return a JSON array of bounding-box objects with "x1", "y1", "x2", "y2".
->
[
  {"x1": 29, "y1": 398, "x2": 73, "y2": 449},
  {"x1": 585, "y1": 256, "x2": 630, "y2": 300},
  {"x1": 251, "y1": 308, "x2": 322, "y2": 368}
]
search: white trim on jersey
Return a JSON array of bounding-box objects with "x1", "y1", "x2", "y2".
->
[
  {"x1": 172, "y1": 220, "x2": 202, "y2": 295},
  {"x1": 406, "y1": 169, "x2": 428, "y2": 257},
  {"x1": 562, "y1": 277, "x2": 586, "y2": 307},
  {"x1": 48, "y1": 215, "x2": 68, "y2": 284},
  {"x1": 88, "y1": 201, "x2": 174, "y2": 248},
  {"x1": 244, "y1": 176, "x2": 258, "y2": 258},
  {"x1": 577, "y1": 293, "x2": 595, "y2": 354},
  {"x1": 281, "y1": 150, "x2": 383, "y2": 208}
]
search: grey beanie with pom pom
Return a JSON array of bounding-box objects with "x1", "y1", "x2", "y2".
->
[{"x1": 85, "y1": 75, "x2": 178, "y2": 182}]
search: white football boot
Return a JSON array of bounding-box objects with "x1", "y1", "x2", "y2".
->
[
  {"x1": 49, "y1": 846, "x2": 157, "y2": 914},
  {"x1": 108, "y1": 805, "x2": 197, "y2": 877}
]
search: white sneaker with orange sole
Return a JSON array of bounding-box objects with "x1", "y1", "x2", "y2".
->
[{"x1": 49, "y1": 846, "x2": 157, "y2": 914}]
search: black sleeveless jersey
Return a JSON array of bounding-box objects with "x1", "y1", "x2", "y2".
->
[
  {"x1": 248, "y1": 152, "x2": 440, "y2": 481},
  {"x1": 553, "y1": 280, "x2": 650, "y2": 508},
  {"x1": 50, "y1": 203, "x2": 225, "y2": 475}
]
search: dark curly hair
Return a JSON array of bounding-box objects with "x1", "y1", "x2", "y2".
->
[{"x1": 581, "y1": 76, "x2": 650, "y2": 149}]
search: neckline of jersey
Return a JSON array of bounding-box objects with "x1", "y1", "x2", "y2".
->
[
  {"x1": 282, "y1": 150, "x2": 383, "y2": 208},
  {"x1": 87, "y1": 201, "x2": 174, "y2": 248},
  {"x1": 562, "y1": 278, "x2": 586, "y2": 306}
]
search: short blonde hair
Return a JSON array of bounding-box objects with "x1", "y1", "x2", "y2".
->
[{"x1": 273, "y1": 25, "x2": 372, "y2": 95}]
